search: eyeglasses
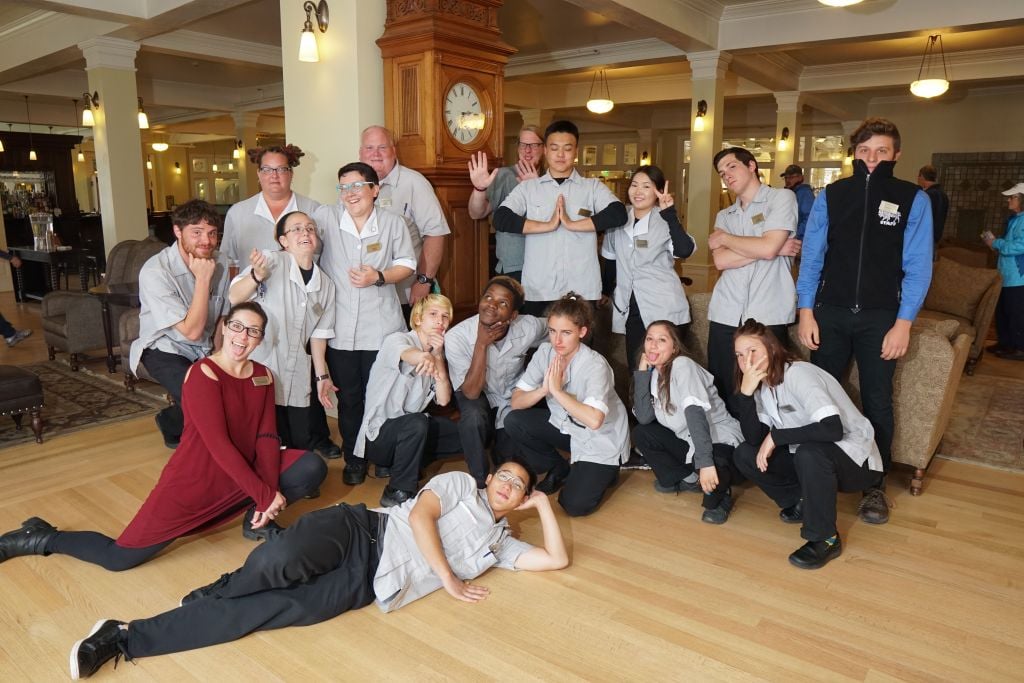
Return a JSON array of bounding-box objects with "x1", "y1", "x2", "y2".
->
[
  {"x1": 225, "y1": 319, "x2": 264, "y2": 338},
  {"x1": 259, "y1": 166, "x2": 292, "y2": 175},
  {"x1": 494, "y1": 470, "x2": 526, "y2": 492},
  {"x1": 337, "y1": 181, "x2": 376, "y2": 194},
  {"x1": 518, "y1": 142, "x2": 543, "y2": 150},
  {"x1": 284, "y1": 223, "x2": 318, "y2": 236}
]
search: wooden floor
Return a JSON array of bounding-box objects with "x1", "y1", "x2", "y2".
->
[{"x1": 2, "y1": 294, "x2": 1024, "y2": 681}]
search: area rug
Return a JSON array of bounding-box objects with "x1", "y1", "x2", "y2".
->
[
  {"x1": 938, "y1": 374, "x2": 1024, "y2": 470},
  {"x1": 0, "y1": 361, "x2": 166, "y2": 448}
]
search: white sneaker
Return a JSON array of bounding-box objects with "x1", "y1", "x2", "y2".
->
[{"x1": 5, "y1": 329, "x2": 32, "y2": 347}]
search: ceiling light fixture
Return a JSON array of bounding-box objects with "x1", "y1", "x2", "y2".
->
[
  {"x1": 151, "y1": 141, "x2": 169, "y2": 152},
  {"x1": 818, "y1": 0, "x2": 863, "y2": 6},
  {"x1": 137, "y1": 97, "x2": 150, "y2": 129},
  {"x1": 298, "y1": 1, "x2": 330, "y2": 63},
  {"x1": 693, "y1": 100, "x2": 708, "y2": 132},
  {"x1": 778, "y1": 127, "x2": 790, "y2": 151},
  {"x1": 24, "y1": 95, "x2": 37, "y2": 161},
  {"x1": 586, "y1": 70, "x2": 614, "y2": 114},
  {"x1": 910, "y1": 34, "x2": 950, "y2": 99},
  {"x1": 81, "y1": 91, "x2": 99, "y2": 127}
]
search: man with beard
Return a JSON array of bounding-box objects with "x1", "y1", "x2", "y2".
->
[
  {"x1": 130, "y1": 200, "x2": 231, "y2": 448},
  {"x1": 444, "y1": 277, "x2": 547, "y2": 487}
]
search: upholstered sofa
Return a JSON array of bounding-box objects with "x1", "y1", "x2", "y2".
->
[
  {"x1": 916, "y1": 254, "x2": 1001, "y2": 375},
  {"x1": 678, "y1": 292, "x2": 971, "y2": 494}
]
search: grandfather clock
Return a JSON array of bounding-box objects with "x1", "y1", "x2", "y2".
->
[{"x1": 377, "y1": 0, "x2": 515, "y2": 319}]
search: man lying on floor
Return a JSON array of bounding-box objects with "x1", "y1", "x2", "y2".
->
[{"x1": 69, "y1": 457, "x2": 568, "y2": 679}]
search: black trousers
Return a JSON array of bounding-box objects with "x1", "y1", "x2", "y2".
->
[
  {"x1": 623, "y1": 294, "x2": 690, "y2": 371},
  {"x1": 364, "y1": 413, "x2": 463, "y2": 493},
  {"x1": 46, "y1": 451, "x2": 327, "y2": 571},
  {"x1": 124, "y1": 504, "x2": 383, "y2": 659},
  {"x1": 140, "y1": 348, "x2": 192, "y2": 443},
  {"x1": 325, "y1": 348, "x2": 378, "y2": 462},
  {"x1": 631, "y1": 422, "x2": 736, "y2": 509},
  {"x1": 276, "y1": 404, "x2": 322, "y2": 451},
  {"x1": 996, "y1": 285, "x2": 1024, "y2": 351},
  {"x1": 454, "y1": 390, "x2": 521, "y2": 488},
  {"x1": 810, "y1": 304, "x2": 897, "y2": 471},
  {"x1": 0, "y1": 312, "x2": 15, "y2": 338},
  {"x1": 503, "y1": 408, "x2": 619, "y2": 517},
  {"x1": 733, "y1": 441, "x2": 880, "y2": 542},
  {"x1": 707, "y1": 321, "x2": 790, "y2": 416}
]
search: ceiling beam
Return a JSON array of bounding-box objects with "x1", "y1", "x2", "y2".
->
[
  {"x1": 141, "y1": 30, "x2": 282, "y2": 68},
  {"x1": 561, "y1": 0, "x2": 719, "y2": 52},
  {"x1": 506, "y1": 38, "x2": 685, "y2": 78}
]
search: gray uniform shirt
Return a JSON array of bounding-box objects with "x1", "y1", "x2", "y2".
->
[
  {"x1": 372, "y1": 471, "x2": 532, "y2": 613},
  {"x1": 234, "y1": 250, "x2": 336, "y2": 407},
  {"x1": 601, "y1": 207, "x2": 694, "y2": 333},
  {"x1": 486, "y1": 165, "x2": 525, "y2": 274},
  {"x1": 129, "y1": 244, "x2": 230, "y2": 373},
  {"x1": 499, "y1": 169, "x2": 620, "y2": 301},
  {"x1": 755, "y1": 361, "x2": 883, "y2": 471},
  {"x1": 515, "y1": 342, "x2": 630, "y2": 466},
  {"x1": 445, "y1": 314, "x2": 547, "y2": 429},
  {"x1": 376, "y1": 163, "x2": 451, "y2": 303},
  {"x1": 221, "y1": 192, "x2": 320, "y2": 264},
  {"x1": 644, "y1": 357, "x2": 742, "y2": 462},
  {"x1": 313, "y1": 204, "x2": 417, "y2": 351},
  {"x1": 709, "y1": 183, "x2": 797, "y2": 326},
  {"x1": 354, "y1": 330, "x2": 436, "y2": 458}
]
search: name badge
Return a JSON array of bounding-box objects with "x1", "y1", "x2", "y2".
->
[
  {"x1": 634, "y1": 239, "x2": 648, "y2": 248},
  {"x1": 380, "y1": 198, "x2": 392, "y2": 208},
  {"x1": 311, "y1": 302, "x2": 324, "y2": 317},
  {"x1": 878, "y1": 200, "x2": 902, "y2": 227},
  {"x1": 366, "y1": 242, "x2": 382, "y2": 253},
  {"x1": 577, "y1": 208, "x2": 593, "y2": 217},
  {"x1": 751, "y1": 213, "x2": 765, "y2": 224},
  {"x1": 252, "y1": 375, "x2": 272, "y2": 387}
]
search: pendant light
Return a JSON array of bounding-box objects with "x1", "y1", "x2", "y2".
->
[
  {"x1": 586, "y1": 70, "x2": 614, "y2": 114},
  {"x1": 25, "y1": 95, "x2": 37, "y2": 161},
  {"x1": 910, "y1": 34, "x2": 950, "y2": 99}
]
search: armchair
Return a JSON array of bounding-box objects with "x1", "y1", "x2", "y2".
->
[{"x1": 41, "y1": 291, "x2": 106, "y2": 370}]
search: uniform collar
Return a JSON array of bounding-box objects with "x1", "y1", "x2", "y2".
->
[
  {"x1": 539, "y1": 168, "x2": 582, "y2": 185},
  {"x1": 853, "y1": 159, "x2": 896, "y2": 180},
  {"x1": 725, "y1": 183, "x2": 771, "y2": 214},
  {"x1": 379, "y1": 162, "x2": 403, "y2": 188},
  {"x1": 339, "y1": 206, "x2": 380, "y2": 239},
  {"x1": 255, "y1": 191, "x2": 298, "y2": 223},
  {"x1": 287, "y1": 253, "x2": 322, "y2": 292}
]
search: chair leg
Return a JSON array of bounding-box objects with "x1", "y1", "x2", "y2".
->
[
  {"x1": 12, "y1": 413, "x2": 23, "y2": 430},
  {"x1": 30, "y1": 407, "x2": 43, "y2": 443},
  {"x1": 70, "y1": 353, "x2": 81, "y2": 371},
  {"x1": 965, "y1": 356, "x2": 978, "y2": 376},
  {"x1": 125, "y1": 371, "x2": 137, "y2": 392},
  {"x1": 47, "y1": 345, "x2": 56, "y2": 361},
  {"x1": 910, "y1": 468, "x2": 925, "y2": 496}
]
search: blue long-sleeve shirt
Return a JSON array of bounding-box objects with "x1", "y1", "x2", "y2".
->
[
  {"x1": 992, "y1": 212, "x2": 1024, "y2": 288},
  {"x1": 796, "y1": 187, "x2": 934, "y2": 321},
  {"x1": 792, "y1": 183, "x2": 815, "y2": 239}
]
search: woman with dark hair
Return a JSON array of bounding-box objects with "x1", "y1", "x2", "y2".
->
[
  {"x1": 631, "y1": 321, "x2": 742, "y2": 523},
  {"x1": 731, "y1": 319, "x2": 884, "y2": 569},
  {"x1": 229, "y1": 211, "x2": 337, "y2": 451},
  {"x1": 313, "y1": 162, "x2": 416, "y2": 486},
  {"x1": 0, "y1": 302, "x2": 327, "y2": 572},
  {"x1": 505, "y1": 292, "x2": 630, "y2": 516},
  {"x1": 601, "y1": 165, "x2": 695, "y2": 369}
]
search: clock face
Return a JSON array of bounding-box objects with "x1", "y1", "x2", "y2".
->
[{"x1": 444, "y1": 81, "x2": 486, "y2": 146}]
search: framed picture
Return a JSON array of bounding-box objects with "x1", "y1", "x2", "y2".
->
[
  {"x1": 602, "y1": 144, "x2": 617, "y2": 166},
  {"x1": 191, "y1": 157, "x2": 208, "y2": 173},
  {"x1": 623, "y1": 143, "x2": 637, "y2": 166},
  {"x1": 582, "y1": 145, "x2": 598, "y2": 166}
]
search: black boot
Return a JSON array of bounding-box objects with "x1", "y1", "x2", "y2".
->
[{"x1": 0, "y1": 517, "x2": 57, "y2": 563}]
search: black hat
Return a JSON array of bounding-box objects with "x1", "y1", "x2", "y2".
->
[{"x1": 780, "y1": 164, "x2": 803, "y2": 177}]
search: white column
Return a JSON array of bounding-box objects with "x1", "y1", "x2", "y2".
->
[{"x1": 79, "y1": 37, "x2": 148, "y2": 253}]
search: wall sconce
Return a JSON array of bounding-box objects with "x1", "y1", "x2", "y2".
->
[
  {"x1": 146, "y1": 156, "x2": 153, "y2": 170},
  {"x1": 81, "y1": 91, "x2": 99, "y2": 127},
  {"x1": 24, "y1": 96, "x2": 37, "y2": 161},
  {"x1": 586, "y1": 70, "x2": 614, "y2": 114},
  {"x1": 778, "y1": 127, "x2": 790, "y2": 152},
  {"x1": 844, "y1": 146, "x2": 853, "y2": 165},
  {"x1": 233, "y1": 139, "x2": 242, "y2": 159},
  {"x1": 71, "y1": 98, "x2": 85, "y2": 161},
  {"x1": 639, "y1": 151, "x2": 651, "y2": 167},
  {"x1": 174, "y1": 161, "x2": 182, "y2": 175},
  {"x1": 137, "y1": 98, "x2": 150, "y2": 129},
  {"x1": 910, "y1": 34, "x2": 950, "y2": 99},
  {"x1": 693, "y1": 100, "x2": 707, "y2": 132},
  {"x1": 298, "y1": 1, "x2": 330, "y2": 63}
]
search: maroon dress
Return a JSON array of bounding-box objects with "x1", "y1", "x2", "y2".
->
[{"x1": 118, "y1": 358, "x2": 304, "y2": 548}]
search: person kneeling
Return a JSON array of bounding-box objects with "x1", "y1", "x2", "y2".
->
[
  {"x1": 731, "y1": 320, "x2": 885, "y2": 569},
  {"x1": 68, "y1": 458, "x2": 568, "y2": 679}
]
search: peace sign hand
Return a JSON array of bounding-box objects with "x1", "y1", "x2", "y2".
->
[
  {"x1": 738, "y1": 349, "x2": 768, "y2": 396},
  {"x1": 654, "y1": 180, "x2": 674, "y2": 210}
]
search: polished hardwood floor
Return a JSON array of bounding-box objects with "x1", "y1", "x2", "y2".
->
[{"x1": 2, "y1": 293, "x2": 1023, "y2": 681}]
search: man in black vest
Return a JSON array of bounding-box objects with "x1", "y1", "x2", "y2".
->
[{"x1": 795, "y1": 118, "x2": 933, "y2": 525}]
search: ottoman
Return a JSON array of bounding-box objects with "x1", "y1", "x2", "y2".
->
[{"x1": 0, "y1": 366, "x2": 44, "y2": 443}]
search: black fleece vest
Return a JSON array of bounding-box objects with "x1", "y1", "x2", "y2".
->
[{"x1": 817, "y1": 160, "x2": 919, "y2": 312}]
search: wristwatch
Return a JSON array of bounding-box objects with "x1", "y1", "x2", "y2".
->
[
  {"x1": 315, "y1": 374, "x2": 330, "y2": 382},
  {"x1": 374, "y1": 270, "x2": 386, "y2": 287},
  {"x1": 414, "y1": 272, "x2": 431, "y2": 285}
]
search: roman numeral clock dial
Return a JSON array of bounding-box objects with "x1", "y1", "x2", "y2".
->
[{"x1": 444, "y1": 81, "x2": 486, "y2": 146}]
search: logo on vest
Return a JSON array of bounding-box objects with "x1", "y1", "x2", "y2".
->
[{"x1": 878, "y1": 200, "x2": 901, "y2": 227}]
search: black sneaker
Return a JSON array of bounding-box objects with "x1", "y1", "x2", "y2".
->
[
  {"x1": 380, "y1": 486, "x2": 414, "y2": 508},
  {"x1": 788, "y1": 535, "x2": 842, "y2": 569},
  {"x1": 779, "y1": 500, "x2": 803, "y2": 524},
  {"x1": 342, "y1": 460, "x2": 367, "y2": 486},
  {"x1": 315, "y1": 442, "x2": 342, "y2": 459},
  {"x1": 535, "y1": 464, "x2": 570, "y2": 495},
  {"x1": 180, "y1": 571, "x2": 236, "y2": 606},
  {"x1": 701, "y1": 493, "x2": 733, "y2": 525},
  {"x1": 241, "y1": 507, "x2": 283, "y2": 542},
  {"x1": 654, "y1": 477, "x2": 701, "y2": 494},
  {"x1": 372, "y1": 465, "x2": 392, "y2": 478},
  {"x1": 857, "y1": 487, "x2": 891, "y2": 524},
  {"x1": 70, "y1": 619, "x2": 127, "y2": 680},
  {"x1": 620, "y1": 449, "x2": 652, "y2": 471}
]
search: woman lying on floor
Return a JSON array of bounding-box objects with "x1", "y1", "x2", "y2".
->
[{"x1": 0, "y1": 302, "x2": 326, "y2": 571}]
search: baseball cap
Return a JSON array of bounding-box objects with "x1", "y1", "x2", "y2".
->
[
  {"x1": 1001, "y1": 182, "x2": 1024, "y2": 196},
  {"x1": 779, "y1": 164, "x2": 803, "y2": 177}
]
